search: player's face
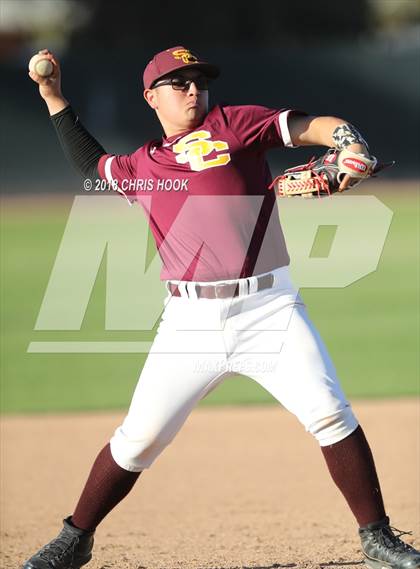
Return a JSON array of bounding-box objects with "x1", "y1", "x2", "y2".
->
[{"x1": 144, "y1": 69, "x2": 209, "y2": 136}]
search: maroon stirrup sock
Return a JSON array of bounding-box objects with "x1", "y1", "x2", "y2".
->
[
  {"x1": 71, "y1": 443, "x2": 141, "y2": 531},
  {"x1": 321, "y1": 425, "x2": 386, "y2": 527}
]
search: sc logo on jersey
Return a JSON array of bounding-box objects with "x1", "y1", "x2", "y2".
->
[{"x1": 173, "y1": 130, "x2": 231, "y2": 171}]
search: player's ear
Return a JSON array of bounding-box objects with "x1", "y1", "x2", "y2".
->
[{"x1": 144, "y1": 89, "x2": 157, "y2": 109}]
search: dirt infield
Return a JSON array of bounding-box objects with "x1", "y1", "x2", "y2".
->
[{"x1": 1, "y1": 399, "x2": 419, "y2": 569}]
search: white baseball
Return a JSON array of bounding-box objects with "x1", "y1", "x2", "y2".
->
[{"x1": 29, "y1": 55, "x2": 54, "y2": 77}]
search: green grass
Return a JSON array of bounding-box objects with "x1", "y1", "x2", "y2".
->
[{"x1": 1, "y1": 186, "x2": 419, "y2": 414}]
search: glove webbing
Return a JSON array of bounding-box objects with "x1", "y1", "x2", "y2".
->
[{"x1": 270, "y1": 156, "x2": 331, "y2": 197}]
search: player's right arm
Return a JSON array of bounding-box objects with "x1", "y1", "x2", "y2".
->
[{"x1": 28, "y1": 49, "x2": 106, "y2": 182}]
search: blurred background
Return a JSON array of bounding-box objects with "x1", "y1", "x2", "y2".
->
[
  {"x1": 1, "y1": 0, "x2": 419, "y2": 413},
  {"x1": 1, "y1": 0, "x2": 419, "y2": 191}
]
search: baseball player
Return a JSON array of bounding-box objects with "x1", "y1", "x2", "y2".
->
[{"x1": 24, "y1": 46, "x2": 419, "y2": 569}]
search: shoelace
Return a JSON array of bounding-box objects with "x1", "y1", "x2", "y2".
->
[
  {"x1": 376, "y1": 526, "x2": 414, "y2": 552},
  {"x1": 38, "y1": 535, "x2": 78, "y2": 561}
]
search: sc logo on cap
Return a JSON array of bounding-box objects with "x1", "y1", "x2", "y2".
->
[{"x1": 172, "y1": 49, "x2": 198, "y2": 64}]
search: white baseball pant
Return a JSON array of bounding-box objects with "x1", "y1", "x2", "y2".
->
[{"x1": 110, "y1": 266, "x2": 358, "y2": 472}]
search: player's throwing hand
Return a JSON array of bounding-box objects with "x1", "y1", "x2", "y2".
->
[{"x1": 28, "y1": 49, "x2": 68, "y2": 115}]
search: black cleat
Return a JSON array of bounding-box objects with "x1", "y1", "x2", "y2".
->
[
  {"x1": 22, "y1": 516, "x2": 94, "y2": 569},
  {"x1": 359, "y1": 517, "x2": 420, "y2": 569}
]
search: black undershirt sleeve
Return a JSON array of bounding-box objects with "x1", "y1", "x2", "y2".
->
[{"x1": 50, "y1": 105, "x2": 106, "y2": 181}]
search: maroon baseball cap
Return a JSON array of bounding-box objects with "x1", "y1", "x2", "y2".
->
[{"x1": 143, "y1": 46, "x2": 220, "y2": 89}]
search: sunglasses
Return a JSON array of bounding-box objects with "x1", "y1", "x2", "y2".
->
[{"x1": 152, "y1": 75, "x2": 210, "y2": 91}]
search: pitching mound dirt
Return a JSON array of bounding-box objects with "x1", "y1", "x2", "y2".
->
[{"x1": 1, "y1": 399, "x2": 419, "y2": 569}]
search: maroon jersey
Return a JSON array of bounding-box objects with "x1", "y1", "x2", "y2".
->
[{"x1": 98, "y1": 105, "x2": 301, "y2": 282}]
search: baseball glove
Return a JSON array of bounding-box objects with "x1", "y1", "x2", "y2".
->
[{"x1": 269, "y1": 148, "x2": 394, "y2": 198}]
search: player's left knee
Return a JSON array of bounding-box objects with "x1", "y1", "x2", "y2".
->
[{"x1": 308, "y1": 406, "x2": 359, "y2": 446}]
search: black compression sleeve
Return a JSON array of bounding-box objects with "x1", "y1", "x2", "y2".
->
[{"x1": 50, "y1": 105, "x2": 106, "y2": 181}]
